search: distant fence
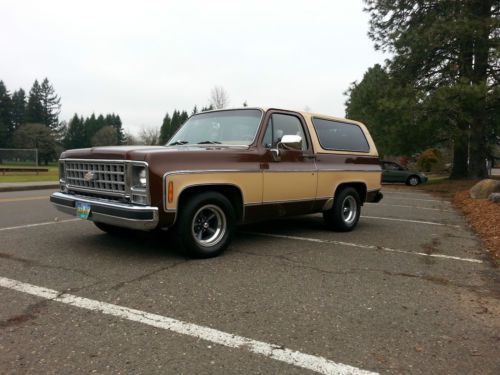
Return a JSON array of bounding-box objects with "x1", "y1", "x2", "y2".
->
[{"x1": 0, "y1": 148, "x2": 39, "y2": 166}]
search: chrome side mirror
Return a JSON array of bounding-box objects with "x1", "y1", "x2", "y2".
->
[
  {"x1": 270, "y1": 135, "x2": 303, "y2": 161},
  {"x1": 280, "y1": 135, "x2": 302, "y2": 150}
]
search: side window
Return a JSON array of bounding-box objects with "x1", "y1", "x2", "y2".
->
[
  {"x1": 262, "y1": 114, "x2": 307, "y2": 150},
  {"x1": 312, "y1": 118, "x2": 370, "y2": 152}
]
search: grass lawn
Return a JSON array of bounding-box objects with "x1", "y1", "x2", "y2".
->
[{"x1": 0, "y1": 164, "x2": 59, "y2": 183}]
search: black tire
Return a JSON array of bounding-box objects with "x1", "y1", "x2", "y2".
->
[
  {"x1": 406, "y1": 175, "x2": 420, "y2": 186},
  {"x1": 93, "y1": 222, "x2": 131, "y2": 236},
  {"x1": 323, "y1": 187, "x2": 361, "y2": 232},
  {"x1": 175, "y1": 192, "x2": 235, "y2": 258}
]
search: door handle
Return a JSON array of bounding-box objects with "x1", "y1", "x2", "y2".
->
[{"x1": 303, "y1": 154, "x2": 317, "y2": 160}]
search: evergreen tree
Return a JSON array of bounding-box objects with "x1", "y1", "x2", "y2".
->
[
  {"x1": 0, "y1": 81, "x2": 13, "y2": 148},
  {"x1": 170, "y1": 110, "x2": 182, "y2": 137},
  {"x1": 345, "y1": 64, "x2": 444, "y2": 156},
  {"x1": 364, "y1": 0, "x2": 499, "y2": 178},
  {"x1": 39, "y1": 78, "x2": 62, "y2": 133},
  {"x1": 159, "y1": 112, "x2": 172, "y2": 144},
  {"x1": 191, "y1": 105, "x2": 199, "y2": 115},
  {"x1": 201, "y1": 104, "x2": 214, "y2": 112},
  {"x1": 84, "y1": 113, "x2": 98, "y2": 146},
  {"x1": 11, "y1": 89, "x2": 26, "y2": 131},
  {"x1": 26, "y1": 80, "x2": 44, "y2": 124},
  {"x1": 111, "y1": 114, "x2": 125, "y2": 144},
  {"x1": 64, "y1": 114, "x2": 87, "y2": 149},
  {"x1": 180, "y1": 110, "x2": 189, "y2": 125}
]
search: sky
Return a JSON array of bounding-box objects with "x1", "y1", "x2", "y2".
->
[{"x1": 0, "y1": 0, "x2": 388, "y2": 135}]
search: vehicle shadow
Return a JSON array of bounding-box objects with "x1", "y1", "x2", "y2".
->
[{"x1": 70, "y1": 226, "x2": 187, "y2": 260}]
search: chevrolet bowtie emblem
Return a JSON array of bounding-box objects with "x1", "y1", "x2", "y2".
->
[{"x1": 84, "y1": 171, "x2": 96, "y2": 182}]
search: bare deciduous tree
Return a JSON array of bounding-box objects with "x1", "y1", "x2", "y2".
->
[
  {"x1": 139, "y1": 126, "x2": 160, "y2": 145},
  {"x1": 209, "y1": 86, "x2": 230, "y2": 109},
  {"x1": 91, "y1": 126, "x2": 118, "y2": 146}
]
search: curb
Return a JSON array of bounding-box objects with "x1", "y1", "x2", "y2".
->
[{"x1": 0, "y1": 184, "x2": 59, "y2": 193}]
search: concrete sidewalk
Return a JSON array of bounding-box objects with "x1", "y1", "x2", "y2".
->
[{"x1": 0, "y1": 181, "x2": 59, "y2": 192}]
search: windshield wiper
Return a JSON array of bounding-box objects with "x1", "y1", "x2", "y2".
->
[
  {"x1": 197, "y1": 140, "x2": 221, "y2": 144},
  {"x1": 167, "y1": 140, "x2": 189, "y2": 146}
]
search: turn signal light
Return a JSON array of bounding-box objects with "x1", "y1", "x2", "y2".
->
[{"x1": 168, "y1": 181, "x2": 174, "y2": 203}]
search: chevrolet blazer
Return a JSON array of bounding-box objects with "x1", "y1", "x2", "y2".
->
[{"x1": 51, "y1": 108, "x2": 383, "y2": 257}]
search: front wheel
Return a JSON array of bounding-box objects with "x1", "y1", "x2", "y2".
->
[
  {"x1": 175, "y1": 192, "x2": 235, "y2": 258},
  {"x1": 406, "y1": 175, "x2": 420, "y2": 186},
  {"x1": 323, "y1": 187, "x2": 361, "y2": 232}
]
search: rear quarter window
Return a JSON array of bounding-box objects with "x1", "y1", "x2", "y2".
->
[{"x1": 312, "y1": 118, "x2": 370, "y2": 153}]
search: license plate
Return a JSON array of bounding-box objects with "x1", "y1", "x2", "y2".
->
[{"x1": 75, "y1": 201, "x2": 91, "y2": 219}]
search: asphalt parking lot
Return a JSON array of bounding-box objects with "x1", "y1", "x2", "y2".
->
[{"x1": 0, "y1": 188, "x2": 499, "y2": 374}]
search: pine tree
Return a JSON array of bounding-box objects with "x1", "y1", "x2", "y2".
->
[
  {"x1": 159, "y1": 112, "x2": 172, "y2": 144},
  {"x1": 364, "y1": 0, "x2": 499, "y2": 178},
  {"x1": 64, "y1": 114, "x2": 87, "y2": 149},
  {"x1": 0, "y1": 81, "x2": 13, "y2": 148},
  {"x1": 26, "y1": 80, "x2": 44, "y2": 124},
  {"x1": 11, "y1": 89, "x2": 26, "y2": 131},
  {"x1": 112, "y1": 114, "x2": 125, "y2": 144},
  {"x1": 39, "y1": 78, "x2": 61, "y2": 133},
  {"x1": 170, "y1": 110, "x2": 182, "y2": 137},
  {"x1": 180, "y1": 110, "x2": 189, "y2": 125},
  {"x1": 191, "y1": 105, "x2": 199, "y2": 115},
  {"x1": 84, "y1": 113, "x2": 98, "y2": 146},
  {"x1": 201, "y1": 104, "x2": 214, "y2": 112}
]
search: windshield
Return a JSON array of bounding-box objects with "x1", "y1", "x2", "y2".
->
[{"x1": 167, "y1": 109, "x2": 262, "y2": 146}]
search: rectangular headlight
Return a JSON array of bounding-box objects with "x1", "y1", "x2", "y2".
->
[
  {"x1": 131, "y1": 165, "x2": 147, "y2": 190},
  {"x1": 130, "y1": 164, "x2": 149, "y2": 205}
]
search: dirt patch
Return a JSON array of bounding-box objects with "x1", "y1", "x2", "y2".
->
[{"x1": 453, "y1": 191, "x2": 500, "y2": 265}]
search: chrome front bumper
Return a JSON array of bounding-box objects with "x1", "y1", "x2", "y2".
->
[{"x1": 50, "y1": 192, "x2": 159, "y2": 231}]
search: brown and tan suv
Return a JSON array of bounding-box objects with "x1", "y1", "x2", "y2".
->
[{"x1": 51, "y1": 108, "x2": 383, "y2": 257}]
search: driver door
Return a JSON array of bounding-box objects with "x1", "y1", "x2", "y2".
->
[{"x1": 261, "y1": 112, "x2": 317, "y2": 214}]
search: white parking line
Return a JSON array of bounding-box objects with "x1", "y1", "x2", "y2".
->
[
  {"x1": 0, "y1": 218, "x2": 80, "y2": 232},
  {"x1": 383, "y1": 197, "x2": 450, "y2": 204},
  {"x1": 367, "y1": 203, "x2": 454, "y2": 213},
  {"x1": 246, "y1": 232, "x2": 483, "y2": 264},
  {"x1": 0, "y1": 277, "x2": 377, "y2": 375},
  {"x1": 361, "y1": 215, "x2": 460, "y2": 228},
  {"x1": 381, "y1": 190, "x2": 428, "y2": 196}
]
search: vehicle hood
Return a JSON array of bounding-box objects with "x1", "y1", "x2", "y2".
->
[
  {"x1": 60, "y1": 146, "x2": 167, "y2": 160},
  {"x1": 60, "y1": 145, "x2": 250, "y2": 161}
]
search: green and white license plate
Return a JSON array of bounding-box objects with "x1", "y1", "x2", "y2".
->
[{"x1": 75, "y1": 201, "x2": 91, "y2": 219}]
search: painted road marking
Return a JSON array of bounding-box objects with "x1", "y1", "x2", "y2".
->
[
  {"x1": 246, "y1": 232, "x2": 483, "y2": 264},
  {"x1": 361, "y1": 215, "x2": 460, "y2": 228},
  {"x1": 0, "y1": 218, "x2": 80, "y2": 232},
  {"x1": 367, "y1": 203, "x2": 454, "y2": 213},
  {"x1": 0, "y1": 196, "x2": 48, "y2": 203},
  {"x1": 381, "y1": 191, "x2": 428, "y2": 196},
  {"x1": 383, "y1": 197, "x2": 450, "y2": 204},
  {"x1": 0, "y1": 277, "x2": 377, "y2": 375}
]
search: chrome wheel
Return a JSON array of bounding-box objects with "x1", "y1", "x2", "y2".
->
[
  {"x1": 191, "y1": 204, "x2": 226, "y2": 247},
  {"x1": 409, "y1": 176, "x2": 419, "y2": 186},
  {"x1": 342, "y1": 196, "x2": 357, "y2": 225}
]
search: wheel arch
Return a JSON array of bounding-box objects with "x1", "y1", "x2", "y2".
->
[
  {"x1": 333, "y1": 182, "x2": 368, "y2": 205},
  {"x1": 176, "y1": 184, "x2": 244, "y2": 224}
]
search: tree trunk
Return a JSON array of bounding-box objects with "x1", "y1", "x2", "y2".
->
[
  {"x1": 468, "y1": 118, "x2": 488, "y2": 178},
  {"x1": 450, "y1": 131, "x2": 468, "y2": 179},
  {"x1": 467, "y1": 0, "x2": 491, "y2": 179}
]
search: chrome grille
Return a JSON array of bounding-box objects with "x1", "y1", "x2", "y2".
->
[{"x1": 64, "y1": 160, "x2": 126, "y2": 195}]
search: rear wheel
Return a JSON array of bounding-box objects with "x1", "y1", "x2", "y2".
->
[
  {"x1": 323, "y1": 187, "x2": 361, "y2": 232},
  {"x1": 406, "y1": 175, "x2": 420, "y2": 186},
  {"x1": 175, "y1": 192, "x2": 235, "y2": 258}
]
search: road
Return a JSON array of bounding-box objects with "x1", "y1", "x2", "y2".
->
[{"x1": 0, "y1": 188, "x2": 499, "y2": 374}]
